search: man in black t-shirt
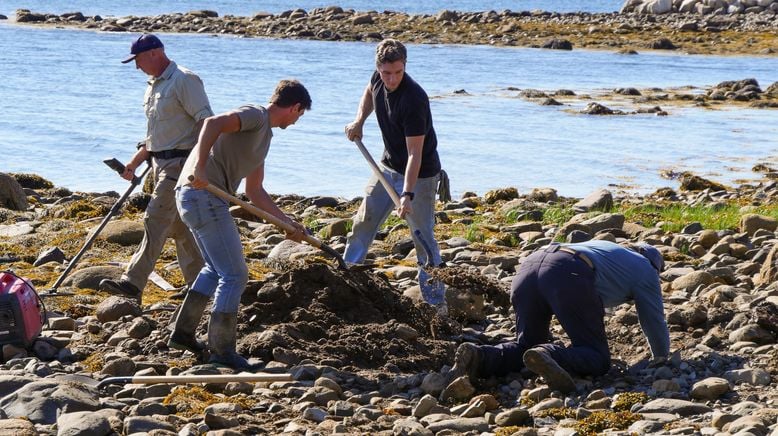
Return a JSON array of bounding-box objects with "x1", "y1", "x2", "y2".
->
[{"x1": 344, "y1": 39, "x2": 446, "y2": 313}]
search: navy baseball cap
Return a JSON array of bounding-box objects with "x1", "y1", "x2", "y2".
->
[
  {"x1": 636, "y1": 242, "x2": 664, "y2": 273},
  {"x1": 121, "y1": 34, "x2": 164, "y2": 63}
]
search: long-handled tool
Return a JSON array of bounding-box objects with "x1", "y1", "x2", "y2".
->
[
  {"x1": 193, "y1": 178, "x2": 349, "y2": 270},
  {"x1": 352, "y1": 139, "x2": 438, "y2": 265},
  {"x1": 56, "y1": 372, "x2": 293, "y2": 389},
  {"x1": 97, "y1": 372, "x2": 292, "y2": 388},
  {"x1": 351, "y1": 139, "x2": 448, "y2": 307},
  {"x1": 42, "y1": 159, "x2": 151, "y2": 296}
]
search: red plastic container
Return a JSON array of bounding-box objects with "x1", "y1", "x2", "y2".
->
[{"x1": 0, "y1": 272, "x2": 43, "y2": 347}]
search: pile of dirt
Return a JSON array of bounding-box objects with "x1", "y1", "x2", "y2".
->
[
  {"x1": 237, "y1": 263, "x2": 460, "y2": 373},
  {"x1": 431, "y1": 265, "x2": 511, "y2": 309}
]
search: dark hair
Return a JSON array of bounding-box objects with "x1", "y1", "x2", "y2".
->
[
  {"x1": 270, "y1": 79, "x2": 312, "y2": 110},
  {"x1": 375, "y1": 39, "x2": 407, "y2": 66}
]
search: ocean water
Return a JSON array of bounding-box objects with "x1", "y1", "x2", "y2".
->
[
  {"x1": 0, "y1": 0, "x2": 623, "y2": 17},
  {"x1": 1, "y1": 21, "x2": 777, "y2": 199}
]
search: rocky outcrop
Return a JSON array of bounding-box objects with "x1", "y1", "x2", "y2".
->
[
  {"x1": 0, "y1": 173, "x2": 29, "y2": 211},
  {"x1": 13, "y1": 8, "x2": 778, "y2": 56},
  {"x1": 622, "y1": 0, "x2": 778, "y2": 14}
]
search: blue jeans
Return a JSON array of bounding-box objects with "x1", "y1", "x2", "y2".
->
[
  {"x1": 175, "y1": 186, "x2": 248, "y2": 313},
  {"x1": 344, "y1": 166, "x2": 445, "y2": 305},
  {"x1": 479, "y1": 246, "x2": 610, "y2": 377}
]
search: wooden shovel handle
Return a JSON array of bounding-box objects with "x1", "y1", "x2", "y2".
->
[
  {"x1": 351, "y1": 139, "x2": 437, "y2": 267},
  {"x1": 353, "y1": 138, "x2": 404, "y2": 208},
  {"x1": 197, "y1": 181, "x2": 324, "y2": 249},
  {"x1": 98, "y1": 373, "x2": 293, "y2": 388}
]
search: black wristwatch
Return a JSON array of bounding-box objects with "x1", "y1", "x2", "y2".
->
[{"x1": 401, "y1": 191, "x2": 415, "y2": 201}]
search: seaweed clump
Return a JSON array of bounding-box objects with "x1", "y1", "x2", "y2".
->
[
  {"x1": 163, "y1": 386, "x2": 254, "y2": 417},
  {"x1": 11, "y1": 173, "x2": 54, "y2": 189},
  {"x1": 535, "y1": 407, "x2": 577, "y2": 419},
  {"x1": 612, "y1": 391, "x2": 648, "y2": 411},
  {"x1": 62, "y1": 200, "x2": 110, "y2": 220},
  {"x1": 575, "y1": 410, "x2": 643, "y2": 435}
]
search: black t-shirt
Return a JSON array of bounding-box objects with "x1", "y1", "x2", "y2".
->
[{"x1": 370, "y1": 71, "x2": 441, "y2": 178}]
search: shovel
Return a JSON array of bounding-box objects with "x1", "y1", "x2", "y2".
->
[
  {"x1": 191, "y1": 178, "x2": 350, "y2": 270},
  {"x1": 351, "y1": 138, "x2": 447, "y2": 302},
  {"x1": 352, "y1": 139, "x2": 439, "y2": 265},
  {"x1": 58, "y1": 372, "x2": 293, "y2": 389},
  {"x1": 41, "y1": 158, "x2": 151, "y2": 296}
]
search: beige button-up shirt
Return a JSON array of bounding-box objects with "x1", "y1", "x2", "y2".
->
[{"x1": 144, "y1": 61, "x2": 213, "y2": 152}]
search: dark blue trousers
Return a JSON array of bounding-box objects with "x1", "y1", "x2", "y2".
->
[{"x1": 479, "y1": 246, "x2": 611, "y2": 377}]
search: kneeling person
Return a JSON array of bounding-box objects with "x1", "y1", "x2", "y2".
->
[{"x1": 449, "y1": 240, "x2": 669, "y2": 392}]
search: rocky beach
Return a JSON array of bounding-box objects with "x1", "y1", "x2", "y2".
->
[
  {"x1": 1, "y1": 2, "x2": 778, "y2": 435},
  {"x1": 0, "y1": 168, "x2": 776, "y2": 435}
]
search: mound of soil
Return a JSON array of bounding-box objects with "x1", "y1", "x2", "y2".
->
[
  {"x1": 432, "y1": 265, "x2": 511, "y2": 309},
  {"x1": 237, "y1": 263, "x2": 459, "y2": 373}
]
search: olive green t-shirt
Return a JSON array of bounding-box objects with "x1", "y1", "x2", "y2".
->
[{"x1": 179, "y1": 105, "x2": 272, "y2": 193}]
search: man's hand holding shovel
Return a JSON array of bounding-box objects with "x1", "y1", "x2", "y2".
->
[
  {"x1": 397, "y1": 195, "x2": 413, "y2": 219},
  {"x1": 190, "y1": 165, "x2": 209, "y2": 189},
  {"x1": 283, "y1": 220, "x2": 307, "y2": 243},
  {"x1": 119, "y1": 145, "x2": 151, "y2": 181}
]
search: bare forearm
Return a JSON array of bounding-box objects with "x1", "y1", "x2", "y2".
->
[
  {"x1": 403, "y1": 136, "x2": 425, "y2": 192},
  {"x1": 403, "y1": 155, "x2": 422, "y2": 193},
  {"x1": 354, "y1": 86, "x2": 374, "y2": 125},
  {"x1": 346, "y1": 85, "x2": 374, "y2": 141},
  {"x1": 127, "y1": 147, "x2": 150, "y2": 169},
  {"x1": 194, "y1": 119, "x2": 222, "y2": 170}
]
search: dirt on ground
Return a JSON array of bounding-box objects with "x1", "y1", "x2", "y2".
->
[
  {"x1": 236, "y1": 263, "x2": 461, "y2": 375},
  {"x1": 432, "y1": 265, "x2": 512, "y2": 310}
]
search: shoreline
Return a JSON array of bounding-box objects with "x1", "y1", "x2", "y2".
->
[{"x1": 8, "y1": 7, "x2": 778, "y2": 56}]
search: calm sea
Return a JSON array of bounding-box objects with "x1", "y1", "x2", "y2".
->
[{"x1": 1, "y1": 1, "x2": 776, "y2": 198}]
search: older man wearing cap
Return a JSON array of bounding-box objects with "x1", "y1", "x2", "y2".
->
[
  {"x1": 100, "y1": 34, "x2": 212, "y2": 304},
  {"x1": 448, "y1": 239, "x2": 669, "y2": 393}
]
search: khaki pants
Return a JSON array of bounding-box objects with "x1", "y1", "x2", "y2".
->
[{"x1": 123, "y1": 156, "x2": 204, "y2": 291}]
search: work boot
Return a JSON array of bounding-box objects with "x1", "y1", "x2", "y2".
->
[
  {"x1": 99, "y1": 279, "x2": 141, "y2": 302},
  {"x1": 446, "y1": 342, "x2": 482, "y2": 383},
  {"x1": 167, "y1": 291, "x2": 209, "y2": 355},
  {"x1": 208, "y1": 311, "x2": 260, "y2": 371},
  {"x1": 522, "y1": 347, "x2": 576, "y2": 393}
]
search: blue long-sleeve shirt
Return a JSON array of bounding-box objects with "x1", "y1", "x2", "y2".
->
[{"x1": 563, "y1": 240, "x2": 670, "y2": 358}]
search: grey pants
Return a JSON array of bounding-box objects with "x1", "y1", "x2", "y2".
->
[
  {"x1": 123, "y1": 156, "x2": 204, "y2": 290},
  {"x1": 344, "y1": 165, "x2": 445, "y2": 305}
]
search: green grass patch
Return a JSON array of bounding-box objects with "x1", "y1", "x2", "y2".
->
[
  {"x1": 542, "y1": 205, "x2": 577, "y2": 226},
  {"x1": 302, "y1": 215, "x2": 321, "y2": 231},
  {"x1": 344, "y1": 219, "x2": 353, "y2": 234},
  {"x1": 381, "y1": 214, "x2": 404, "y2": 230},
  {"x1": 464, "y1": 224, "x2": 485, "y2": 243},
  {"x1": 619, "y1": 202, "x2": 778, "y2": 232}
]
